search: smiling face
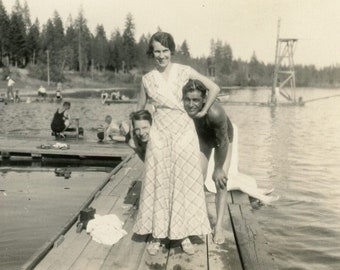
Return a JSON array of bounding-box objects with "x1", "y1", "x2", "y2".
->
[
  {"x1": 133, "y1": 119, "x2": 151, "y2": 142},
  {"x1": 183, "y1": 90, "x2": 206, "y2": 118},
  {"x1": 152, "y1": 41, "x2": 171, "y2": 70}
]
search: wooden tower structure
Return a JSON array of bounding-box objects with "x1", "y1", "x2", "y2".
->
[{"x1": 272, "y1": 19, "x2": 298, "y2": 104}]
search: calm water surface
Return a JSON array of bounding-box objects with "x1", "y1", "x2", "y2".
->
[
  {"x1": 0, "y1": 88, "x2": 339, "y2": 269},
  {"x1": 0, "y1": 168, "x2": 111, "y2": 270}
]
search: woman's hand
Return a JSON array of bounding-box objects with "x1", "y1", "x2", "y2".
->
[{"x1": 193, "y1": 109, "x2": 207, "y2": 118}]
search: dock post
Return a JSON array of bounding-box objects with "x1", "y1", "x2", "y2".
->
[{"x1": 74, "y1": 118, "x2": 80, "y2": 141}]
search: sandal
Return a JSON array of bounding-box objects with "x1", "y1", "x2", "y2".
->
[
  {"x1": 147, "y1": 241, "x2": 160, "y2": 256},
  {"x1": 181, "y1": 238, "x2": 195, "y2": 255}
]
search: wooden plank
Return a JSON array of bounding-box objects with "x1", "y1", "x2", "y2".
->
[
  {"x1": 165, "y1": 236, "x2": 208, "y2": 270},
  {"x1": 0, "y1": 137, "x2": 133, "y2": 158},
  {"x1": 228, "y1": 204, "x2": 277, "y2": 270},
  {"x1": 207, "y1": 233, "x2": 243, "y2": 270},
  {"x1": 25, "y1": 155, "x2": 134, "y2": 270},
  {"x1": 205, "y1": 192, "x2": 243, "y2": 270},
  {"x1": 33, "y1": 195, "x2": 120, "y2": 270},
  {"x1": 135, "y1": 240, "x2": 169, "y2": 270},
  {"x1": 34, "y1": 226, "x2": 91, "y2": 270},
  {"x1": 68, "y1": 165, "x2": 144, "y2": 269},
  {"x1": 67, "y1": 238, "x2": 112, "y2": 270},
  {"x1": 100, "y1": 213, "x2": 150, "y2": 270},
  {"x1": 230, "y1": 190, "x2": 250, "y2": 204}
]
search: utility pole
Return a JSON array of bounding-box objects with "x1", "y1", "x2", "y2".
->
[
  {"x1": 78, "y1": 27, "x2": 82, "y2": 72},
  {"x1": 91, "y1": 58, "x2": 94, "y2": 80},
  {"x1": 46, "y1": 50, "x2": 50, "y2": 86}
]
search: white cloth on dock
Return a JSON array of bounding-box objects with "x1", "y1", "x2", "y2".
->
[
  {"x1": 205, "y1": 124, "x2": 279, "y2": 205},
  {"x1": 52, "y1": 142, "x2": 69, "y2": 150},
  {"x1": 86, "y1": 214, "x2": 127, "y2": 245}
]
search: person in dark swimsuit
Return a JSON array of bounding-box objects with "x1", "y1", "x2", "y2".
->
[
  {"x1": 182, "y1": 79, "x2": 233, "y2": 244},
  {"x1": 51, "y1": 101, "x2": 71, "y2": 138}
]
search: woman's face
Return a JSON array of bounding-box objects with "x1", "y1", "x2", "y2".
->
[{"x1": 152, "y1": 41, "x2": 171, "y2": 70}]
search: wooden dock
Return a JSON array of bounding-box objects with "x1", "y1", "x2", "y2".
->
[
  {"x1": 0, "y1": 137, "x2": 133, "y2": 164},
  {"x1": 18, "y1": 153, "x2": 278, "y2": 270}
]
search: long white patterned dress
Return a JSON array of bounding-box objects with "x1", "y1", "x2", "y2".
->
[{"x1": 133, "y1": 63, "x2": 211, "y2": 239}]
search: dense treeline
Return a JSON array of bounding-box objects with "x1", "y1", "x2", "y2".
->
[{"x1": 1, "y1": 0, "x2": 340, "y2": 87}]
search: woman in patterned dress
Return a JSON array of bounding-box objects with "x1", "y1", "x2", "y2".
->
[{"x1": 134, "y1": 31, "x2": 220, "y2": 255}]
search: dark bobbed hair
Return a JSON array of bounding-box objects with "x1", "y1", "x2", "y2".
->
[
  {"x1": 130, "y1": 110, "x2": 152, "y2": 127},
  {"x1": 63, "y1": 101, "x2": 71, "y2": 108},
  {"x1": 146, "y1": 32, "x2": 176, "y2": 58},
  {"x1": 182, "y1": 79, "x2": 208, "y2": 98}
]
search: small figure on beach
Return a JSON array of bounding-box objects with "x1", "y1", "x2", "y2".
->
[
  {"x1": 101, "y1": 91, "x2": 109, "y2": 104},
  {"x1": 37, "y1": 85, "x2": 47, "y2": 101},
  {"x1": 97, "y1": 115, "x2": 129, "y2": 142},
  {"x1": 55, "y1": 87, "x2": 63, "y2": 102},
  {"x1": 111, "y1": 91, "x2": 121, "y2": 100},
  {"x1": 97, "y1": 115, "x2": 118, "y2": 141},
  {"x1": 51, "y1": 101, "x2": 72, "y2": 139},
  {"x1": 134, "y1": 31, "x2": 220, "y2": 256},
  {"x1": 6, "y1": 75, "x2": 15, "y2": 101},
  {"x1": 57, "y1": 82, "x2": 62, "y2": 91},
  {"x1": 14, "y1": 89, "x2": 21, "y2": 103}
]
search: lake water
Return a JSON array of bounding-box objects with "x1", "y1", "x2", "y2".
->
[
  {"x1": 0, "y1": 168, "x2": 112, "y2": 270},
  {"x1": 0, "y1": 87, "x2": 339, "y2": 269}
]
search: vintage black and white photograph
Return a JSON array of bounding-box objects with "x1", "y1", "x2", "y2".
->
[{"x1": 0, "y1": 0, "x2": 339, "y2": 269}]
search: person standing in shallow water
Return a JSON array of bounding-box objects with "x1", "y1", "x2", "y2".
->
[{"x1": 134, "y1": 31, "x2": 220, "y2": 255}]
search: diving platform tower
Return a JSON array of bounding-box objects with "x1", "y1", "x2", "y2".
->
[{"x1": 272, "y1": 19, "x2": 298, "y2": 104}]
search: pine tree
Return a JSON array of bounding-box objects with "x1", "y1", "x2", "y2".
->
[
  {"x1": 26, "y1": 18, "x2": 40, "y2": 64},
  {"x1": 0, "y1": 0, "x2": 10, "y2": 65},
  {"x1": 135, "y1": 34, "x2": 151, "y2": 71},
  {"x1": 22, "y1": 0, "x2": 31, "y2": 33},
  {"x1": 75, "y1": 9, "x2": 91, "y2": 72},
  {"x1": 122, "y1": 13, "x2": 136, "y2": 72},
  {"x1": 9, "y1": 10, "x2": 26, "y2": 66},
  {"x1": 180, "y1": 40, "x2": 190, "y2": 58},
  {"x1": 64, "y1": 15, "x2": 78, "y2": 70},
  {"x1": 92, "y1": 24, "x2": 109, "y2": 71},
  {"x1": 52, "y1": 11, "x2": 65, "y2": 52},
  {"x1": 109, "y1": 29, "x2": 123, "y2": 72}
]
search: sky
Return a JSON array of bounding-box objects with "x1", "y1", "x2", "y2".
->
[{"x1": 3, "y1": 0, "x2": 340, "y2": 68}]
